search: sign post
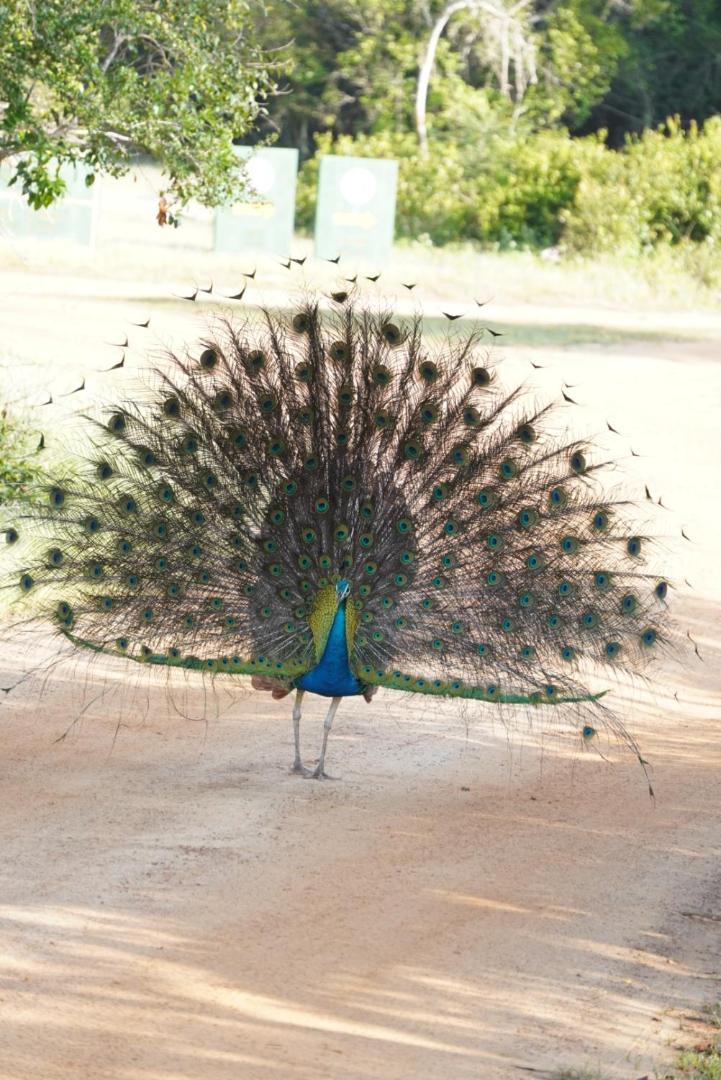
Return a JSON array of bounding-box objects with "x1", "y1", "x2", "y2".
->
[
  {"x1": 0, "y1": 163, "x2": 98, "y2": 246},
  {"x1": 314, "y1": 156, "x2": 398, "y2": 265},
  {"x1": 214, "y1": 147, "x2": 299, "y2": 256}
]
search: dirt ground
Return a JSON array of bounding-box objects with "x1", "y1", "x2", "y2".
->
[{"x1": 0, "y1": 258, "x2": 720, "y2": 1080}]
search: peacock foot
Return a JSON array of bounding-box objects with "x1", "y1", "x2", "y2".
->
[
  {"x1": 307, "y1": 765, "x2": 337, "y2": 781},
  {"x1": 291, "y1": 760, "x2": 314, "y2": 778}
]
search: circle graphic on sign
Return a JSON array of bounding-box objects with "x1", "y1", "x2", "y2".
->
[
  {"x1": 339, "y1": 166, "x2": 377, "y2": 207},
  {"x1": 245, "y1": 156, "x2": 275, "y2": 196}
]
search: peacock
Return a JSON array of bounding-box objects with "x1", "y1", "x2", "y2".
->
[{"x1": 2, "y1": 291, "x2": 672, "y2": 779}]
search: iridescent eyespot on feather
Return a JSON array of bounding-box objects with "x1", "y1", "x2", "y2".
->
[
  {"x1": 403, "y1": 440, "x2": 421, "y2": 460},
  {"x1": 420, "y1": 403, "x2": 439, "y2": 424},
  {"x1": 444, "y1": 519, "x2": 458, "y2": 536},
  {"x1": 20, "y1": 573, "x2": 34, "y2": 592},
  {"x1": 302, "y1": 528, "x2": 316, "y2": 544},
  {"x1": 167, "y1": 583, "x2": 181, "y2": 598},
  {"x1": 374, "y1": 410, "x2": 393, "y2": 430},
  {"x1": 501, "y1": 617, "x2": 514, "y2": 632},
  {"x1": 547, "y1": 613, "x2": 560, "y2": 629},
  {"x1": 432, "y1": 483, "x2": 449, "y2": 502},
  {"x1": 463, "y1": 406, "x2": 480, "y2": 427},
  {"x1": 96, "y1": 461, "x2": 113, "y2": 480},
  {"x1": 158, "y1": 484, "x2": 174, "y2": 504},
  {"x1": 359, "y1": 583, "x2": 371, "y2": 598},
  {"x1": 116, "y1": 636, "x2": 128, "y2": 650},
  {"x1": 118, "y1": 539, "x2": 132, "y2": 555},
  {"x1": 295, "y1": 362, "x2": 312, "y2": 383},
  {"x1": 359, "y1": 533, "x2": 374, "y2": 549},
  {"x1": 269, "y1": 439, "x2": 286, "y2": 457},
  {"x1": 335, "y1": 430, "x2": 349, "y2": 448},
  {"x1": 329, "y1": 340, "x2": 350, "y2": 363},
  {"x1": 49, "y1": 486, "x2": 66, "y2": 508},
  {"x1": 259, "y1": 393, "x2": 277, "y2": 415},
  {"x1": 471, "y1": 367, "x2": 491, "y2": 387},
  {"x1": 372, "y1": 364, "x2": 392, "y2": 387},
  {"x1": 627, "y1": 536, "x2": 642, "y2": 556},
  {"x1": 108, "y1": 412, "x2": 127, "y2": 433},
  {"x1": 592, "y1": 510, "x2": 609, "y2": 531},
  {"x1": 561, "y1": 645, "x2": 576, "y2": 661},
  {"x1": 140, "y1": 448, "x2": 157, "y2": 467},
  {"x1": 451, "y1": 444, "x2": 470, "y2": 466},
  {"x1": 396, "y1": 518, "x2": 412, "y2": 534},
  {"x1": 526, "y1": 553, "x2": 543, "y2": 571},
  {"x1": 431, "y1": 638, "x2": 443, "y2": 651},
  {"x1": 605, "y1": 641, "x2": 621, "y2": 659},
  {"x1": 500, "y1": 459, "x2": 518, "y2": 480},
  {"x1": 549, "y1": 486, "x2": 567, "y2": 509},
  {"x1": 519, "y1": 645, "x2": 535, "y2": 659},
  {"x1": 517, "y1": 507, "x2": 538, "y2": 529},
  {"x1": 141, "y1": 607, "x2": 153, "y2": 622},
  {"x1": 594, "y1": 572, "x2": 611, "y2": 590},
  {"x1": 381, "y1": 595, "x2": 394, "y2": 609},
  {"x1": 262, "y1": 539, "x2": 278, "y2": 554},
  {"x1": 193, "y1": 511, "x2": 206, "y2": 527},
  {"x1": 119, "y1": 495, "x2": 137, "y2": 515},
  {"x1": 641, "y1": 627, "x2": 657, "y2": 647},
  {"x1": 228, "y1": 427, "x2": 247, "y2": 449},
  {"x1": 315, "y1": 498, "x2": 329, "y2": 514},
  {"x1": 558, "y1": 579, "x2": 574, "y2": 597},
  {"x1": 83, "y1": 515, "x2": 101, "y2": 535},
  {"x1": 88, "y1": 562, "x2": 104, "y2": 580},
  {"x1": 486, "y1": 533, "x2": 502, "y2": 550},
  {"x1": 450, "y1": 621, "x2": 464, "y2": 635},
  {"x1": 360, "y1": 501, "x2": 374, "y2": 520},
  {"x1": 364, "y1": 561, "x2": 378, "y2": 576},
  {"x1": 420, "y1": 597, "x2": 434, "y2": 610},
  {"x1": 560, "y1": 535, "x2": 580, "y2": 554},
  {"x1": 292, "y1": 312, "x2": 312, "y2": 333},
  {"x1": 180, "y1": 434, "x2": 199, "y2": 455},
  {"x1": 477, "y1": 643, "x2": 492, "y2": 657},
  {"x1": 48, "y1": 547, "x2": 64, "y2": 566},
  {"x1": 570, "y1": 451, "x2": 587, "y2": 474},
  {"x1": 284, "y1": 480, "x2": 298, "y2": 496},
  {"x1": 298, "y1": 554, "x2": 311, "y2": 570},
  {"x1": 246, "y1": 349, "x2": 265, "y2": 373},
  {"x1": 486, "y1": 571, "x2": 504, "y2": 586},
  {"x1": 478, "y1": 488, "x2": 499, "y2": 510},
  {"x1": 203, "y1": 472, "x2": 218, "y2": 490},
  {"x1": 419, "y1": 361, "x2": 439, "y2": 384},
  {"x1": 5, "y1": 527, "x2": 19, "y2": 544},
  {"x1": 655, "y1": 581, "x2": 668, "y2": 600},
  {"x1": 441, "y1": 554, "x2": 455, "y2": 569},
  {"x1": 162, "y1": 397, "x2": 180, "y2": 419},
  {"x1": 394, "y1": 573, "x2": 408, "y2": 587},
  {"x1": 340, "y1": 476, "x2": 355, "y2": 493},
  {"x1": 199, "y1": 348, "x2": 218, "y2": 371},
  {"x1": 518, "y1": 592, "x2": 534, "y2": 608},
  {"x1": 382, "y1": 322, "x2": 402, "y2": 346},
  {"x1": 581, "y1": 610, "x2": 599, "y2": 629},
  {"x1": 516, "y1": 423, "x2": 536, "y2": 445}
]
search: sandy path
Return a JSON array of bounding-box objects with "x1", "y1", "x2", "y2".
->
[{"x1": 0, "y1": 265, "x2": 720, "y2": 1079}]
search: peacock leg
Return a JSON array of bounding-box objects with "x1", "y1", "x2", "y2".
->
[
  {"x1": 290, "y1": 689, "x2": 312, "y2": 776},
  {"x1": 308, "y1": 695, "x2": 342, "y2": 780}
]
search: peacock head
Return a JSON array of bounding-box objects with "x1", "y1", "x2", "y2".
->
[{"x1": 336, "y1": 578, "x2": 350, "y2": 604}]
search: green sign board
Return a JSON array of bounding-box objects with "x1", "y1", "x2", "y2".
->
[
  {"x1": 314, "y1": 155, "x2": 398, "y2": 265},
  {"x1": 214, "y1": 147, "x2": 299, "y2": 256},
  {"x1": 0, "y1": 163, "x2": 97, "y2": 245}
]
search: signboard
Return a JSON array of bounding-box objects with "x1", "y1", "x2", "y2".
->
[
  {"x1": 314, "y1": 155, "x2": 398, "y2": 264},
  {"x1": 214, "y1": 146, "x2": 299, "y2": 256},
  {"x1": 0, "y1": 163, "x2": 97, "y2": 245}
]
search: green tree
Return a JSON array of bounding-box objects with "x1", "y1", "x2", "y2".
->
[{"x1": 0, "y1": 0, "x2": 277, "y2": 213}]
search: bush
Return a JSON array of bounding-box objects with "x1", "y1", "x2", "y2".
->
[
  {"x1": 0, "y1": 403, "x2": 43, "y2": 507},
  {"x1": 297, "y1": 116, "x2": 721, "y2": 276}
]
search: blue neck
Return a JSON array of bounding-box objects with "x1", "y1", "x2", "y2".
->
[{"x1": 297, "y1": 601, "x2": 363, "y2": 697}]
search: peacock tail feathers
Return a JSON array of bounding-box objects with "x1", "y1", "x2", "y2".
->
[{"x1": 2, "y1": 293, "x2": 674, "y2": 751}]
